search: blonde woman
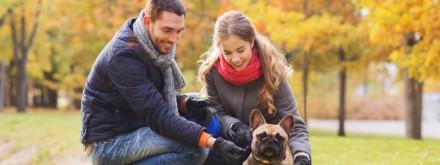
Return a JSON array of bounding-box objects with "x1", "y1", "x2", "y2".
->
[{"x1": 198, "y1": 11, "x2": 311, "y2": 165}]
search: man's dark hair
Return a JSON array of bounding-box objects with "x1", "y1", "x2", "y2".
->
[{"x1": 145, "y1": 0, "x2": 186, "y2": 22}]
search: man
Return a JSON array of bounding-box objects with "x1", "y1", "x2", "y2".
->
[{"x1": 80, "y1": 0, "x2": 250, "y2": 164}]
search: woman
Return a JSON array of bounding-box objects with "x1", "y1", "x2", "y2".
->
[{"x1": 198, "y1": 11, "x2": 312, "y2": 165}]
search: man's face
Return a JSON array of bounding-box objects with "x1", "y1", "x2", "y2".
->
[{"x1": 144, "y1": 11, "x2": 185, "y2": 54}]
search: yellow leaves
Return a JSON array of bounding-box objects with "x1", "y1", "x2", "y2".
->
[
  {"x1": 390, "y1": 39, "x2": 440, "y2": 81},
  {"x1": 389, "y1": 48, "x2": 407, "y2": 67},
  {"x1": 72, "y1": 36, "x2": 81, "y2": 45},
  {"x1": 397, "y1": 13, "x2": 412, "y2": 33},
  {"x1": 27, "y1": 52, "x2": 52, "y2": 80},
  {"x1": 303, "y1": 40, "x2": 314, "y2": 53},
  {"x1": 426, "y1": 48, "x2": 440, "y2": 68},
  {"x1": 226, "y1": 0, "x2": 305, "y2": 51},
  {"x1": 2, "y1": 0, "x2": 438, "y2": 93},
  {"x1": 296, "y1": 14, "x2": 344, "y2": 53},
  {"x1": 363, "y1": 0, "x2": 440, "y2": 80},
  {"x1": 218, "y1": 0, "x2": 237, "y2": 15},
  {"x1": 269, "y1": 0, "x2": 295, "y2": 10},
  {"x1": 262, "y1": 10, "x2": 303, "y2": 48},
  {"x1": 414, "y1": 40, "x2": 440, "y2": 79}
]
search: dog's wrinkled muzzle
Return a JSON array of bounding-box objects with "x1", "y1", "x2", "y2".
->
[{"x1": 256, "y1": 138, "x2": 285, "y2": 162}]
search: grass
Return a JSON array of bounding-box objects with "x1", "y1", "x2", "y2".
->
[
  {"x1": 311, "y1": 130, "x2": 440, "y2": 164},
  {"x1": 0, "y1": 110, "x2": 439, "y2": 164},
  {"x1": 0, "y1": 110, "x2": 85, "y2": 165}
]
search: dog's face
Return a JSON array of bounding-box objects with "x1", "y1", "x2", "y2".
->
[{"x1": 248, "y1": 109, "x2": 295, "y2": 164}]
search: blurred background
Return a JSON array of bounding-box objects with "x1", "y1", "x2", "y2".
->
[{"x1": 0, "y1": 0, "x2": 439, "y2": 164}]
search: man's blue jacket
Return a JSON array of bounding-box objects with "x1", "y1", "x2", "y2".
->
[{"x1": 80, "y1": 18, "x2": 205, "y2": 146}]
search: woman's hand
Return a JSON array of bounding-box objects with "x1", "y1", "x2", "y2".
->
[{"x1": 211, "y1": 137, "x2": 251, "y2": 163}]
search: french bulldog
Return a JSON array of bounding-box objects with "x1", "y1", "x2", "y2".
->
[{"x1": 243, "y1": 109, "x2": 295, "y2": 165}]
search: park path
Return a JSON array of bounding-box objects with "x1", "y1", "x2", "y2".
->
[
  {"x1": 0, "y1": 139, "x2": 90, "y2": 165},
  {"x1": 308, "y1": 119, "x2": 440, "y2": 139}
]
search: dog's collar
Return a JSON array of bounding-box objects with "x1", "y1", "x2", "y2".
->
[
  {"x1": 252, "y1": 153, "x2": 271, "y2": 164},
  {"x1": 252, "y1": 152, "x2": 286, "y2": 164}
]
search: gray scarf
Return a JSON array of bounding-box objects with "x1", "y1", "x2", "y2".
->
[{"x1": 133, "y1": 11, "x2": 186, "y2": 114}]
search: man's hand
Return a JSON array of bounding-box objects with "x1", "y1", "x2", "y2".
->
[
  {"x1": 185, "y1": 97, "x2": 211, "y2": 122},
  {"x1": 212, "y1": 137, "x2": 251, "y2": 163},
  {"x1": 230, "y1": 122, "x2": 252, "y2": 147}
]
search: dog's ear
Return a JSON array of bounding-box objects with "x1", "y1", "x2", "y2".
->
[
  {"x1": 249, "y1": 109, "x2": 266, "y2": 131},
  {"x1": 278, "y1": 114, "x2": 295, "y2": 134}
]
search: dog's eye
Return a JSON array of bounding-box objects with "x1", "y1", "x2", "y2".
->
[
  {"x1": 275, "y1": 133, "x2": 285, "y2": 142},
  {"x1": 257, "y1": 132, "x2": 267, "y2": 140}
]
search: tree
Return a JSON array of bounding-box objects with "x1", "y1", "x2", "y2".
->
[
  {"x1": 29, "y1": 0, "x2": 146, "y2": 108},
  {"x1": 7, "y1": 0, "x2": 42, "y2": 112},
  {"x1": 0, "y1": 58, "x2": 4, "y2": 112},
  {"x1": 0, "y1": 9, "x2": 8, "y2": 112},
  {"x1": 177, "y1": 0, "x2": 220, "y2": 70},
  {"x1": 360, "y1": 0, "x2": 440, "y2": 139}
]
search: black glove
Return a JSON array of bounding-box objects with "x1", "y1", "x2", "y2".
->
[
  {"x1": 230, "y1": 122, "x2": 252, "y2": 147},
  {"x1": 212, "y1": 137, "x2": 251, "y2": 164},
  {"x1": 294, "y1": 155, "x2": 311, "y2": 165},
  {"x1": 185, "y1": 97, "x2": 212, "y2": 123}
]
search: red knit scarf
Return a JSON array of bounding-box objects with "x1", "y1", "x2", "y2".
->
[{"x1": 215, "y1": 50, "x2": 262, "y2": 85}]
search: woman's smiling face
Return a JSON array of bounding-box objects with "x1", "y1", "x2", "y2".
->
[{"x1": 220, "y1": 35, "x2": 254, "y2": 71}]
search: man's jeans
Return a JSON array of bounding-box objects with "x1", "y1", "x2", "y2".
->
[{"x1": 86, "y1": 127, "x2": 209, "y2": 165}]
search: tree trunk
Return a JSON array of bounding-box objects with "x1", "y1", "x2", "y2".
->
[
  {"x1": 47, "y1": 88, "x2": 57, "y2": 108},
  {"x1": 5, "y1": 78, "x2": 10, "y2": 107},
  {"x1": 302, "y1": 52, "x2": 309, "y2": 126},
  {"x1": 0, "y1": 39, "x2": 7, "y2": 111},
  {"x1": 40, "y1": 86, "x2": 57, "y2": 108},
  {"x1": 16, "y1": 60, "x2": 27, "y2": 112},
  {"x1": 8, "y1": 76, "x2": 15, "y2": 107},
  {"x1": 0, "y1": 60, "x2": 5, "y2": 112},
  {"x1": 403, "y1": 32, "x2": 423, "y2": 139},
  {"x1": 301, "y1": 0, "x2": 310, "y2": 126},
  {"x1": 380, "y1": 73, "x2": 386, "y2": 97},
  {"x1": 403, "y1": 69, "x2": 423, "y2": 139},
  {"x1": 363, "y1": 70, "x2": 368, "y2": 97},
  {"x1": 338, "y1": 48, "x2": 346, "y2": 136},
  {"x1": 73, "y1": 87, "x2": 83, "y2": 109}
]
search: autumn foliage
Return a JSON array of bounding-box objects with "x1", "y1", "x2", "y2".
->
[{"x1": 0, "y1": 0, "x2": 439, "y2": 133}]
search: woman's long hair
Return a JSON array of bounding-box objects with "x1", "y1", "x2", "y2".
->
[{"x1": 197, "y1": 11, "x2": 292, "y2": 116}]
